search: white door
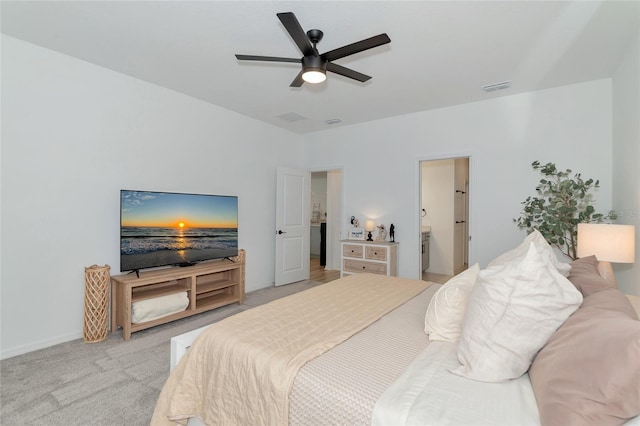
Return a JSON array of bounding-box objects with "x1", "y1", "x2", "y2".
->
[{"x1": 275, "y1": 167, "x2": 310, "y2": 286}]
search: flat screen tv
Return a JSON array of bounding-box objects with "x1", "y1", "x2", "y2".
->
[{"x1": 120, "y1": 190, "x2": 238, "y2": 272}]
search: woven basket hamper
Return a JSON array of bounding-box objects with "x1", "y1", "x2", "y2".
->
[{"x1": 83, "y1": 264, "x2": 111, "y2": 343}]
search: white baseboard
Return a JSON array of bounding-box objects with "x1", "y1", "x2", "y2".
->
[{"x1": 0, "y1": 331, "x2": 83, "y2": 360}]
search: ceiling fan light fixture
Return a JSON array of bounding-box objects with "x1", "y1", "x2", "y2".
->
[
  {"x1": 301, "y1": 55, "x2": 327, "y2": 84},
  {"x1": 302, "y1": 69, "x2": 326, "y2": 83}
]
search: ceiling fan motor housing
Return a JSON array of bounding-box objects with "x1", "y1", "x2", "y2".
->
[{"x1": 302, "y1": 55, "x2": 326, "y2": 71}]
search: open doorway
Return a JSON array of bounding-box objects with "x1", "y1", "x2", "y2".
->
[
  {"x1": 420, "y1": 157, "x2": 470, "y2": 283},
  {"x1": 310, "y1": 170, "x2": 342, "y2": 283}
]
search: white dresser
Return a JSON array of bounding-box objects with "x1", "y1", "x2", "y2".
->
[{"x1": 341, "y1": 240, "x2": 398, "y2": 277}]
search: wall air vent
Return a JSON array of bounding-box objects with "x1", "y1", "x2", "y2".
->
[
  {"x1": 277, "y1": 112, "x2": 307, "y2": 122},
  {"x1": 325, "y1": 118, "x2": 342, "y2": 125},
  {"x1": 482, "y1": 80, "x2": 511, "y2": 92}
]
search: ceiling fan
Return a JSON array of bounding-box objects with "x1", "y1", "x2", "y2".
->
[{"x1": 235, "y1": 12, "x2": 391, "y2": 87}]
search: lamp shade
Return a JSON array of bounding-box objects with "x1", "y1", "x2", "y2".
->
[
  {"x1": 365, "y1": 220, "x2": 376, "y2": 232},
  {"x1": 577, "y1": 223, "x2": 635, "y2": 263}
]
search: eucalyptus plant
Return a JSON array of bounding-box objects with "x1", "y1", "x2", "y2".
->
[{"x1": 514, "y1": 161, "x2": 611, "y2": 260}]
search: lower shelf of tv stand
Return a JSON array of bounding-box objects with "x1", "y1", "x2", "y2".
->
[{"x1": 111, "y1": 259, "x2": 245, "y2": 340}]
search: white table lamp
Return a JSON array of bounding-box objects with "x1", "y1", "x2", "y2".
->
[{"x1": 577, "y1": 223, "x2": 635, "y2": 287}]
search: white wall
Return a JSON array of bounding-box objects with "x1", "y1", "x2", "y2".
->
[
  {"x1": 612, "y1": 32, "x2": 640, "y2": 295},
  {"x1": 306, "y1": 79, "x2": 614, "y2": 279},
  {"x1": 1, "y1": 36, "x2": 304, "y2": 358}
]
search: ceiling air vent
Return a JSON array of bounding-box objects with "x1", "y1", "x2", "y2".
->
[
  {"x1": 277, "y1": 112, "x2": 307, "y2": 122},
  {"x1": 482, "y1": 80, "x2": 511, "y2": 92}
]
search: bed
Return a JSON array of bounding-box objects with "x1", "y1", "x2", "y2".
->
[{"x1": 152, "y1": 232, "x2": 640, "y2": 426}]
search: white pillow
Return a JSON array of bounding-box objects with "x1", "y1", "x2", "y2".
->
[
  {"x1": 488, "y1": 230, "x2": 571, "y2": 277},
  {"x1": 424, "y1": 263, "x2": 479, "y2": 342},
  {"x1": 452, "y1": 242, "x2": 582, "y2": 382}
]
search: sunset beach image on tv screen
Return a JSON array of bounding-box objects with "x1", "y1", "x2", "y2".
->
[{"x1": 120, "y1": 190, "x2": 238, "y2": 271}]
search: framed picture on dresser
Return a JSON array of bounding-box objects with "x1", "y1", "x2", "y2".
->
[{"x1": 348, "y1": 227, "x2": 365, "y2": 240}]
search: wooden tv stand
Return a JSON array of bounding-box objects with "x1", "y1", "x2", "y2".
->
[{"x1": 110, "y1": 257, "x2": 245, "y2": 340}]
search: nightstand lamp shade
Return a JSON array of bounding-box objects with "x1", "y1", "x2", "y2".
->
[
  {"x1": 365, "y1": 220, "x2": 375, "y2": 242},
  {"x1": 577, "y1": 223, "x2": 635, "y2": 286}
]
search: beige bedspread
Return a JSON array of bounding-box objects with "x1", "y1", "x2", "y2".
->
[
  {"x1": 290, "y1": 284, "x2": 440, "y2": 425},
  {"x1": 151, "y1": 273, "x2": 430, "y2": 426}
]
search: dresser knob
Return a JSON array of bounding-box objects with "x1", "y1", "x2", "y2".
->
[{"x1": 362, "y1": 266, "x2": 366, "y2": 269}]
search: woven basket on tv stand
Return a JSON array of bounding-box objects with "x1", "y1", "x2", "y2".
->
[{"x1": 84, "y1": 264, "x2": 111, "y2": 343}]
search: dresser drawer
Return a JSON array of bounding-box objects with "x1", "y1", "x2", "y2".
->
[
  {"x1": 343, "y1": 244, "x2": 364, "y2": 258},
  {"x1": 365, "y1": 246, "x2": 387, "y2": 261},
  {"x1": 343, "y1": 259, "x2": 387, "y2": 275},
  {"x1": 340, "y1": 240, "x2": 398, "y2": 278}
]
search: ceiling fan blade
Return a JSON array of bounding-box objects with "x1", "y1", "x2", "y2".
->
[
  {"x1": 235, "y1": 54, "x2": 300, "y2": 63},
  {"x1": 322, "y1": 33, "x2": 391, "y2": 62},
  {"x1": 290, "y1": 70, "x2": 305, "y2": 87},
  {"x1": 326, "y1": 62, "x2": 371, "y2": 82},
  {"x1": 277, "y1": 12, "x2": 315, "y2": 56}
]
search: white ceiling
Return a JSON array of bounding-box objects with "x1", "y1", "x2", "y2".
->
[{"x1": 2, "y1": 1, "x2": 638, "y2": 134}]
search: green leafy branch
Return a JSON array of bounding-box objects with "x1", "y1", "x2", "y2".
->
[{"x1": 514, "y1": 161, "x2": 612, "y2": 260}]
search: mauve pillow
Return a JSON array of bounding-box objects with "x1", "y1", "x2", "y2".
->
[
  {"x1": 529, "y1": 288, "x2": 640, "y2": 426},
  {"x1": 568, "y1": 255, "x2": 614, "y2": 297}
]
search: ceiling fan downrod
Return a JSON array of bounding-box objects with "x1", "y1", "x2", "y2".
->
[{"x1": 307, "y1": 29, "x2": 324, "y2": 54}]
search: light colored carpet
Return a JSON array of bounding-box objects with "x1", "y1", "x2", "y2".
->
[{"x1": 0, "y1": 279, "x2": 324, "y2": 425}]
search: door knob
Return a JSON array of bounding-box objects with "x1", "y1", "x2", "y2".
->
[{"x1": 277, "y1": 230, "x2": 287, "y2": 234}]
